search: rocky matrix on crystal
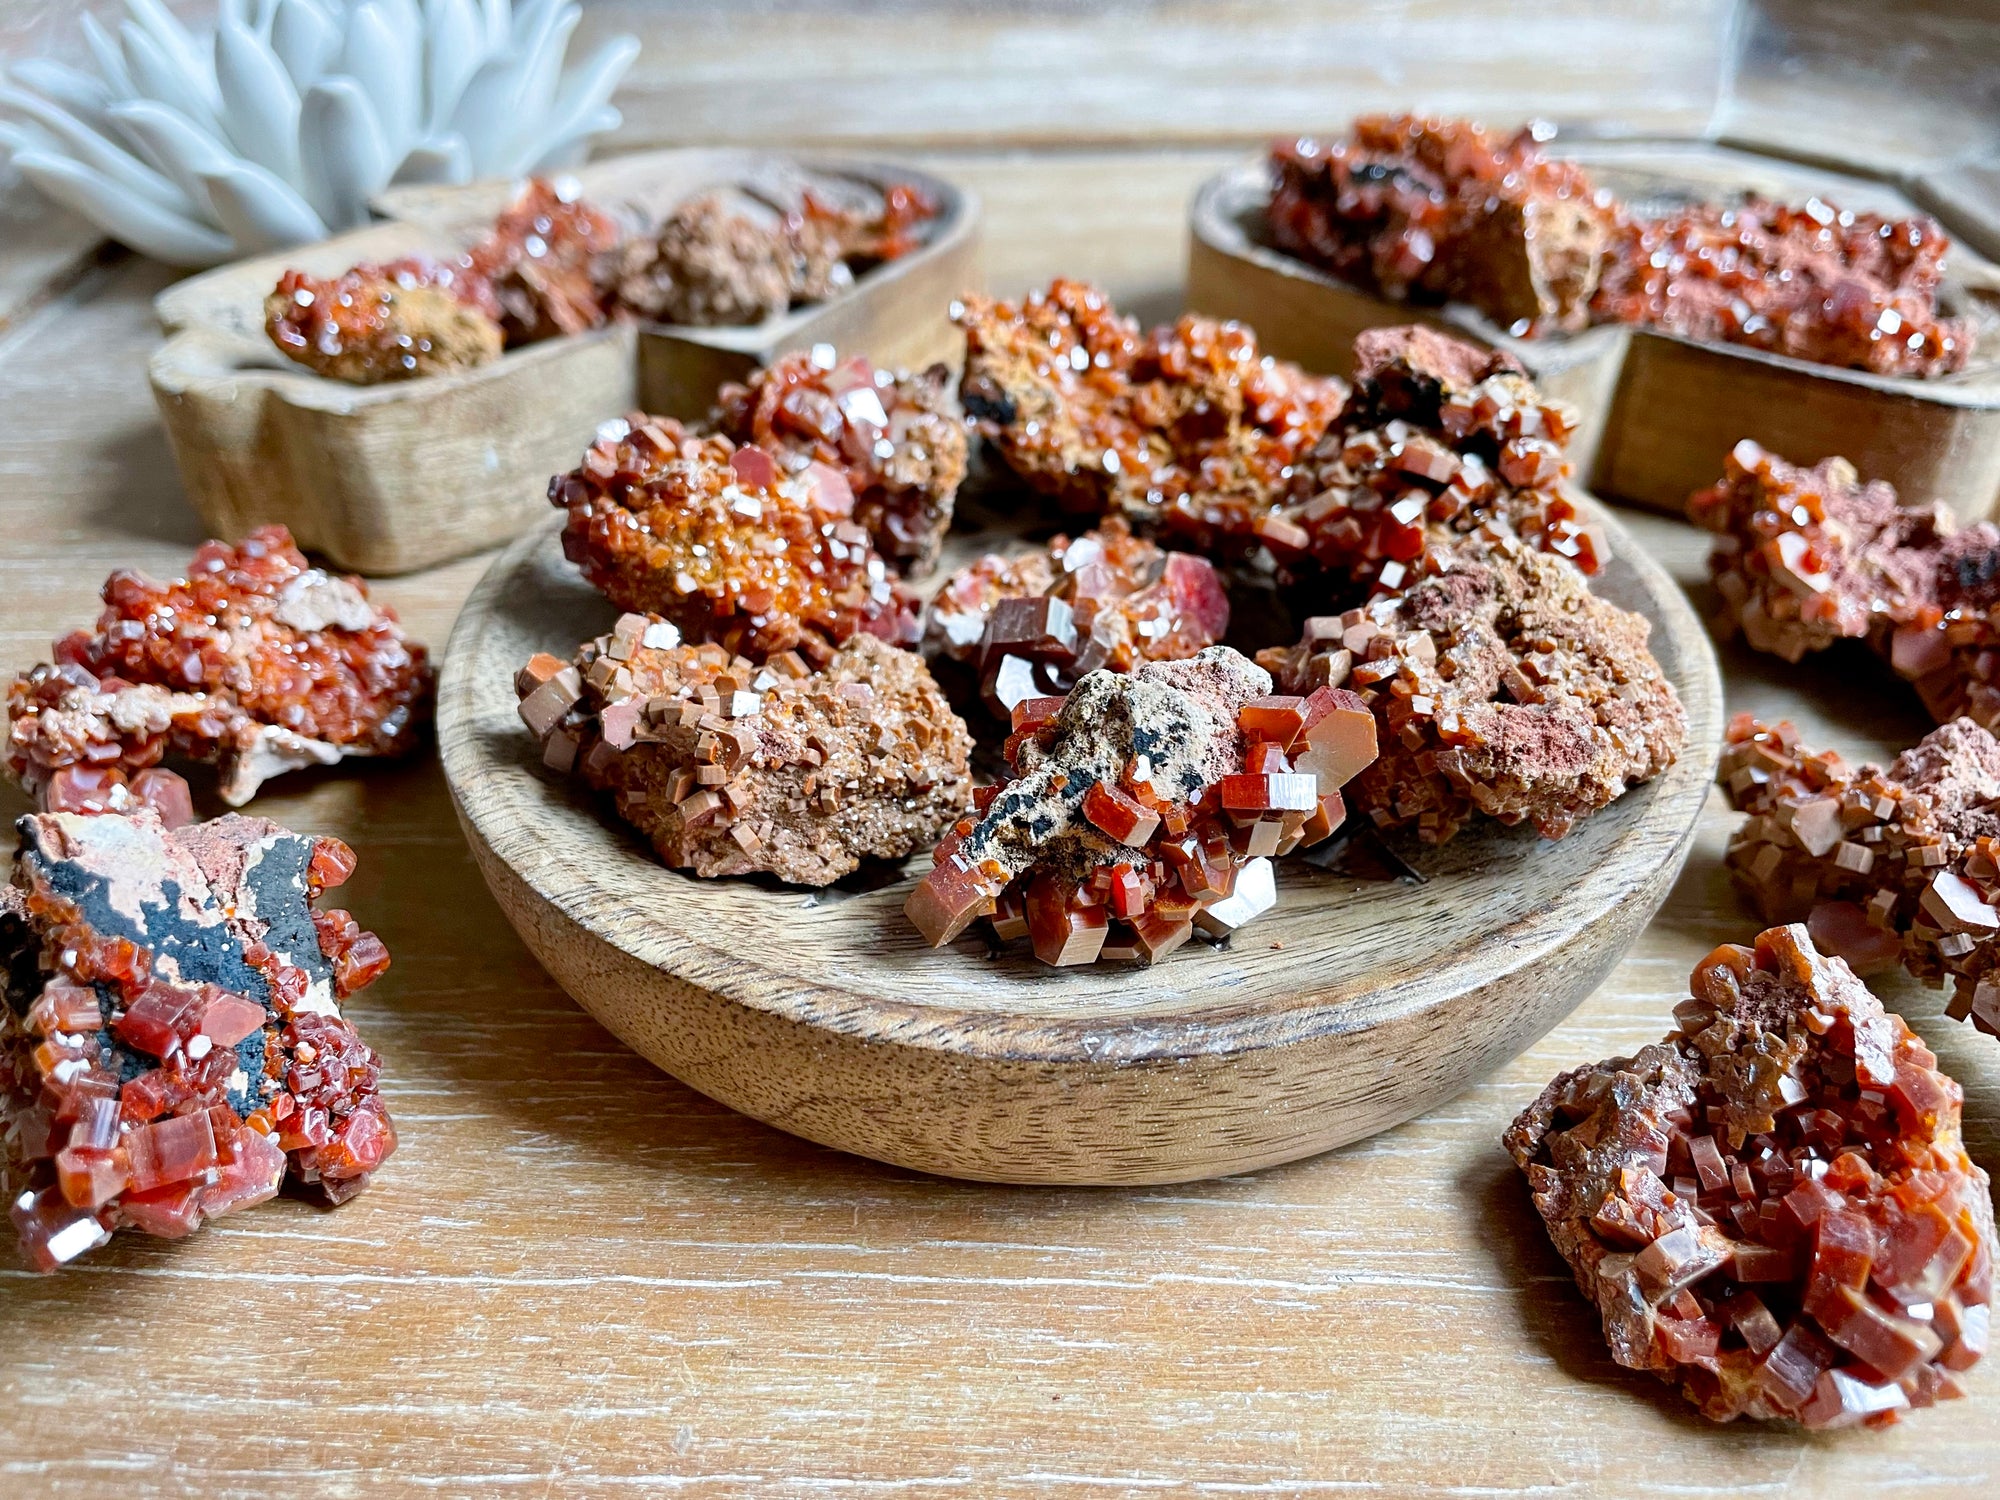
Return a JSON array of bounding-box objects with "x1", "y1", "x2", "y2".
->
[
  {"x1": 954, "y1": 279, "x2": 1349, "y2": 546},
  {"x1": 517, "y1": 618, "x2": 972, "y2": 886},
  {"x1": 603, "y1": 175, "x2": 937, "y2": 328},
  {"x1": 1261, "y1": 530, "x2": 1684, "y2": 842},
  {"x1": 1594, "y1": 197, "x2": 1976, "y2": 378},
  {"x1": 551, "y1": 421, "x2": 918, "y2": 665},
  {"x1": 1691, "y1": 440, "x2": 2000, "y2": 732},
  {"x1": 711, "y1": 348, "x2": 968, "y2": 576},
  {"x1": 6, "y1": 526, "x2": 434, "y2": 808},
  {"x1": 267, "y1": 178, "x2": 620, "y2": 383},
  {"x1": 1506, "y1": 924, "x2": 1993, "y2": 1429},
  {"x1": 1270, "y1": 325, "x2": 1610, "y2": 592},
  {"x1": 904, "y1": 647, "x2": 1378, "y2": 967},
  {"x1": 1269, "y1": 115, "x2": 1613, "y2": 333},
  {"x1": 925, "y1": 517, "x2": 1232, "y2": 714},
  {"x1": 2, "y1": 808, "x2": 396, "y2": 1272},
  {"x1": 1718, "y1": 714, "x2": 2000, "y2": 1038}
]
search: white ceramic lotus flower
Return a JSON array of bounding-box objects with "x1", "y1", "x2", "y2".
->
[{"x1": 0, "y1": 0, "x2": 639, "y2": 266}]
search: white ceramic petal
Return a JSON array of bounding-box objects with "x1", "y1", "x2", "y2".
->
[
  {"x1": 80, "y1": 14, "x2": 137, "y2": 99},
  {"x1": 447, "y1": 54, "x2": 522, "y2": 174},
  {"x1": 15, "y1": 151, "x2": 232, "y2": 266},
  {"x1": 422, "y1": 0, "x2": 484, "y2": 133},
  {"x1": 271, "y1": 0, "x2": 339, "y2": 89},
  {"x1": 481, "y1": 0, "x2": 514, "y2": 53},
  {"x1": 8, "y1": 60, "x2": 114, "y2": 131},
  {"x1": 393, "y1": 131, "x2": 471, "y2": 185},
  {"x1": 341, "y1": 4, "x2": 419, "y2": 156},
  {"x1": 515, "y1": 3, "x2": 578, "y2": 124},
  {"x1": 200, "y1": 159, "x2": 329, "y2": 251},
  {"x1": 0, "y1": 86, "x2": 187, "y2": 211},
  {"x1": 123, "y1": 0, "x2": 219, "y2": 107},
  {"x1": 512, "y1": 0, "x2": 558, "y2": 45},
  {"x1": 0, "y1": 120, "x2": 61, "y2": 158},
  {"x1": 538, "y1": 34, "x2": 637, "y2": 158},
  {"x1": 120, "y1": 22, "x2": 219, "y2": 134},
  {"x1": 106, "y1": 100, "x2": 235, "y2": 218},
  {"x1": 528, "y1": 103, "x2": 617, "y2": 173},
  {"x1": 300, "y1": 75, "x2": 391, "y2": 228},
  {"x1": 215, "y1": 19, "x2": 302, "y2": 182}
]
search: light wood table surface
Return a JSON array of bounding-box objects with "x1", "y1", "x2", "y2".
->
[{"x1": 0, "y1": 148, "x2": 1995, "y2": 1498}]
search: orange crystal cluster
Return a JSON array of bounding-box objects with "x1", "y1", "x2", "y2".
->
[
  {"x1": 1691, "y1": 440, "x2": 2000, "y2": 732},
  {"x1": 517, "y1": 615, "x2": 972, "y2": 887},
  {"x1": 3, "y1": 809, "x2": 395, "y2": 1272},
  {"x1": 1507, "y1": 924, "x2": 1992, "y2": 1428},
  {"x1": 551, "y1": 421, "x2": 919, "y2": 665},
  {"x1": 1718, "y1": 715, "x2": 2000, "y2": 1038},
  {"x1": 712, "y1": 348, "x2": 967, "y2": 575},
  {"x1": 904, "y1": 647, "x2": 1377, "y2": 966},
  {"x1": 6, "y1": 526, "x2": 433, "y2": 807},
  {"x1": 926, "y1": 517, "x2": 1233, "y2": 713},
  {"x1": 1270, "y1": 115, "x2": 1612, "y2": 333},
  {"x1": 954, "y1": 279, "x2": 1349, "y2": 544}
]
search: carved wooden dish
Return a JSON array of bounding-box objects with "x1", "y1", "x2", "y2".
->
[
  {"x1": 1187, "y1": 140, "x2": 2000, "y2": 521},
  {"x1": 148, "y1": 149, "x2": 981, "y2": 576},
  {"x1": 438, "y1": 490, "x2": 1722, "y2": 1186}
]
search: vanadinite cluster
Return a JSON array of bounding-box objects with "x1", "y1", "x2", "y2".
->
[
  {"x1": 1718, "y1": 715, "x2": 2000, "y2": 1038},
  {"x1": 2, "y1": 808, "x2": 395, "y2": 1271},
  {"x1": 6, "y1": 525, "x2": 433, "y2": 807},
  {"x1": 904, "y1": 647, "x2": 1376, "y2": 966},
  {"x1": 1266, "y1": 115, "x2": 1977, "y2": 377},
  {"x1": 1691, "y1": 440, "x2": 2000, "y2": 732},
  {"x1": 518, "y1": 617, "x2": 972, "y2": 885},
  {"x1": 1507, "y1": 924, "x2": 1992, "y2": 1428}
]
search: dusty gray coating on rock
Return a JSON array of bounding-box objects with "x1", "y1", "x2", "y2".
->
[{"x1": 958, "y1": 646, "x2": 1269, "y2": 886}]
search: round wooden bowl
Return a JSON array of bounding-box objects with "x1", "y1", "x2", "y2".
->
[{"x1": 439, "y1": 509, "x2": 1722, "y2": 1185}]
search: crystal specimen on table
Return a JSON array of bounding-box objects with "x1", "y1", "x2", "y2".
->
[
  {"x1": 1717, "y1": 714, "x2": 2000, "y2": 1038},
  {"x1": 266, "y1": 179, "x2": 620, "y2": 384},
  {"x1": 519, "y1": 620, "x2": 972, "y2": 886},
  {"x1": 1269, "y1": 115, "x2": 1613, "y2": 333},
  {"x1": 925, "y1": 517, "x2": 1232, "y2": 714},
  {"x1": 5, "y1": 527, "x2": 433, "y2": 807},
  {"x1": 2, "y1": 808, "x2": 396, "y2": 1271},
  {"x1": 1691, "y1": 441, "x2": 2000, "y2": 732},
  {"x1": 604, "y1": 173, "x2": 937, "y2": 328},
  {"x1": 550, "y1": 421, "x2": 920, "y2": 666},
  {"x1": 1259, "y1": 530, "x2": 1684, "y2": 843},
  {"x1": 954, "y1": 279, "x2": 1348, "y2": 546},
  {"x1": 1506, "y1": 923, "x2": 1993, "y2": 1428},
  {"x1": 1594, "y1": 197, "x2": 1976, "y2": 378},
  {"x1": 712, "y1": 348, "x2": 968, "y2": 576},
  {"x1": 1272, "y1": 325, "x2": 1610, "y2": 590},
  {"x1": 904, "y1": 646, "x2": 1376, "y2": 966}
]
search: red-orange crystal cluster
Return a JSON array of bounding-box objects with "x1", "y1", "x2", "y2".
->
[
  {"x1": 954, "y1": 279, "x2": 1349, "y2": 545},
  {"x1": 1507, "y1": 924, "x2": 1992, "y2": 1428},
  {"x1": 1594, "y1": 197, "x2": 1976, "y2": 379},
  {"x1": 6, "y1": 526, "x2": 433, "y2": 807},
  {"x1": 1718, "y1": 715, "x2": 2000, "y2": 1038},
  {"x1": 905, "y1": 647, "x2": 1377, "y2": 966},
  {"x1": 712, "y1": 348, "x2": 967, "y2": 575},
  {"x1": 517, "y1": 617, "x2": 972, "y2": 886},
  {"x1": 551, "y1": 420, "x2": 919, "y2": 665},
  {"x1": 1691, "y1": 440, "x2": 2000, "y2": 732},
  {"x1": 926, "y1": 517, "x2": 1232, "y2": 713},
  {"x1": 1270, "y1": 115, "x2": 1612, "y2": 333},
  {"x1": 3, "y1": 808, "x2": 396, "y2": 1271}
]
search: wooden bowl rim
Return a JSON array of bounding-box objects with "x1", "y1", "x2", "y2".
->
[
  {"x1": 1192, "y1": 150, "x2": 2000, "y2": 409},
  {"x1": 439, "y1": 500, "x2": 1724, "y2": 1068}
]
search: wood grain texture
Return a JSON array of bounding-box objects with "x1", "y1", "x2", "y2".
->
[
  {"x1": 1187, "y1": 141, "x2": 2000, "y2": 522},
  {"x1": 0, "y1": 154, "x2": 1996, "y2": 1499},
  {"x1": 438, "y1": 500, "x2": 1720, "y2": 1184}
]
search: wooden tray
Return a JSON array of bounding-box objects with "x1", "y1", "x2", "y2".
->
[
  {"x1": 149, "y1": 149, "x2": 982, "y2": 576},
  {"x1": 436, "y1": 498, "x2": 1723, "y2": 1186},
  {"x1": 1187, "y1": 141, "x2": 2000, "y2": 521}
]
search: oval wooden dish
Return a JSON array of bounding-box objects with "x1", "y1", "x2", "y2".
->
[
  {"x1": 1187, "y1": 139, "x2": 2000, "y2": 522},
  {"x1": 150, "y1": 148, "x2": 980, "y2": 576},
  {"x1": 440, "y1": 504, "x2": 1722, "y2": 1186}
]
